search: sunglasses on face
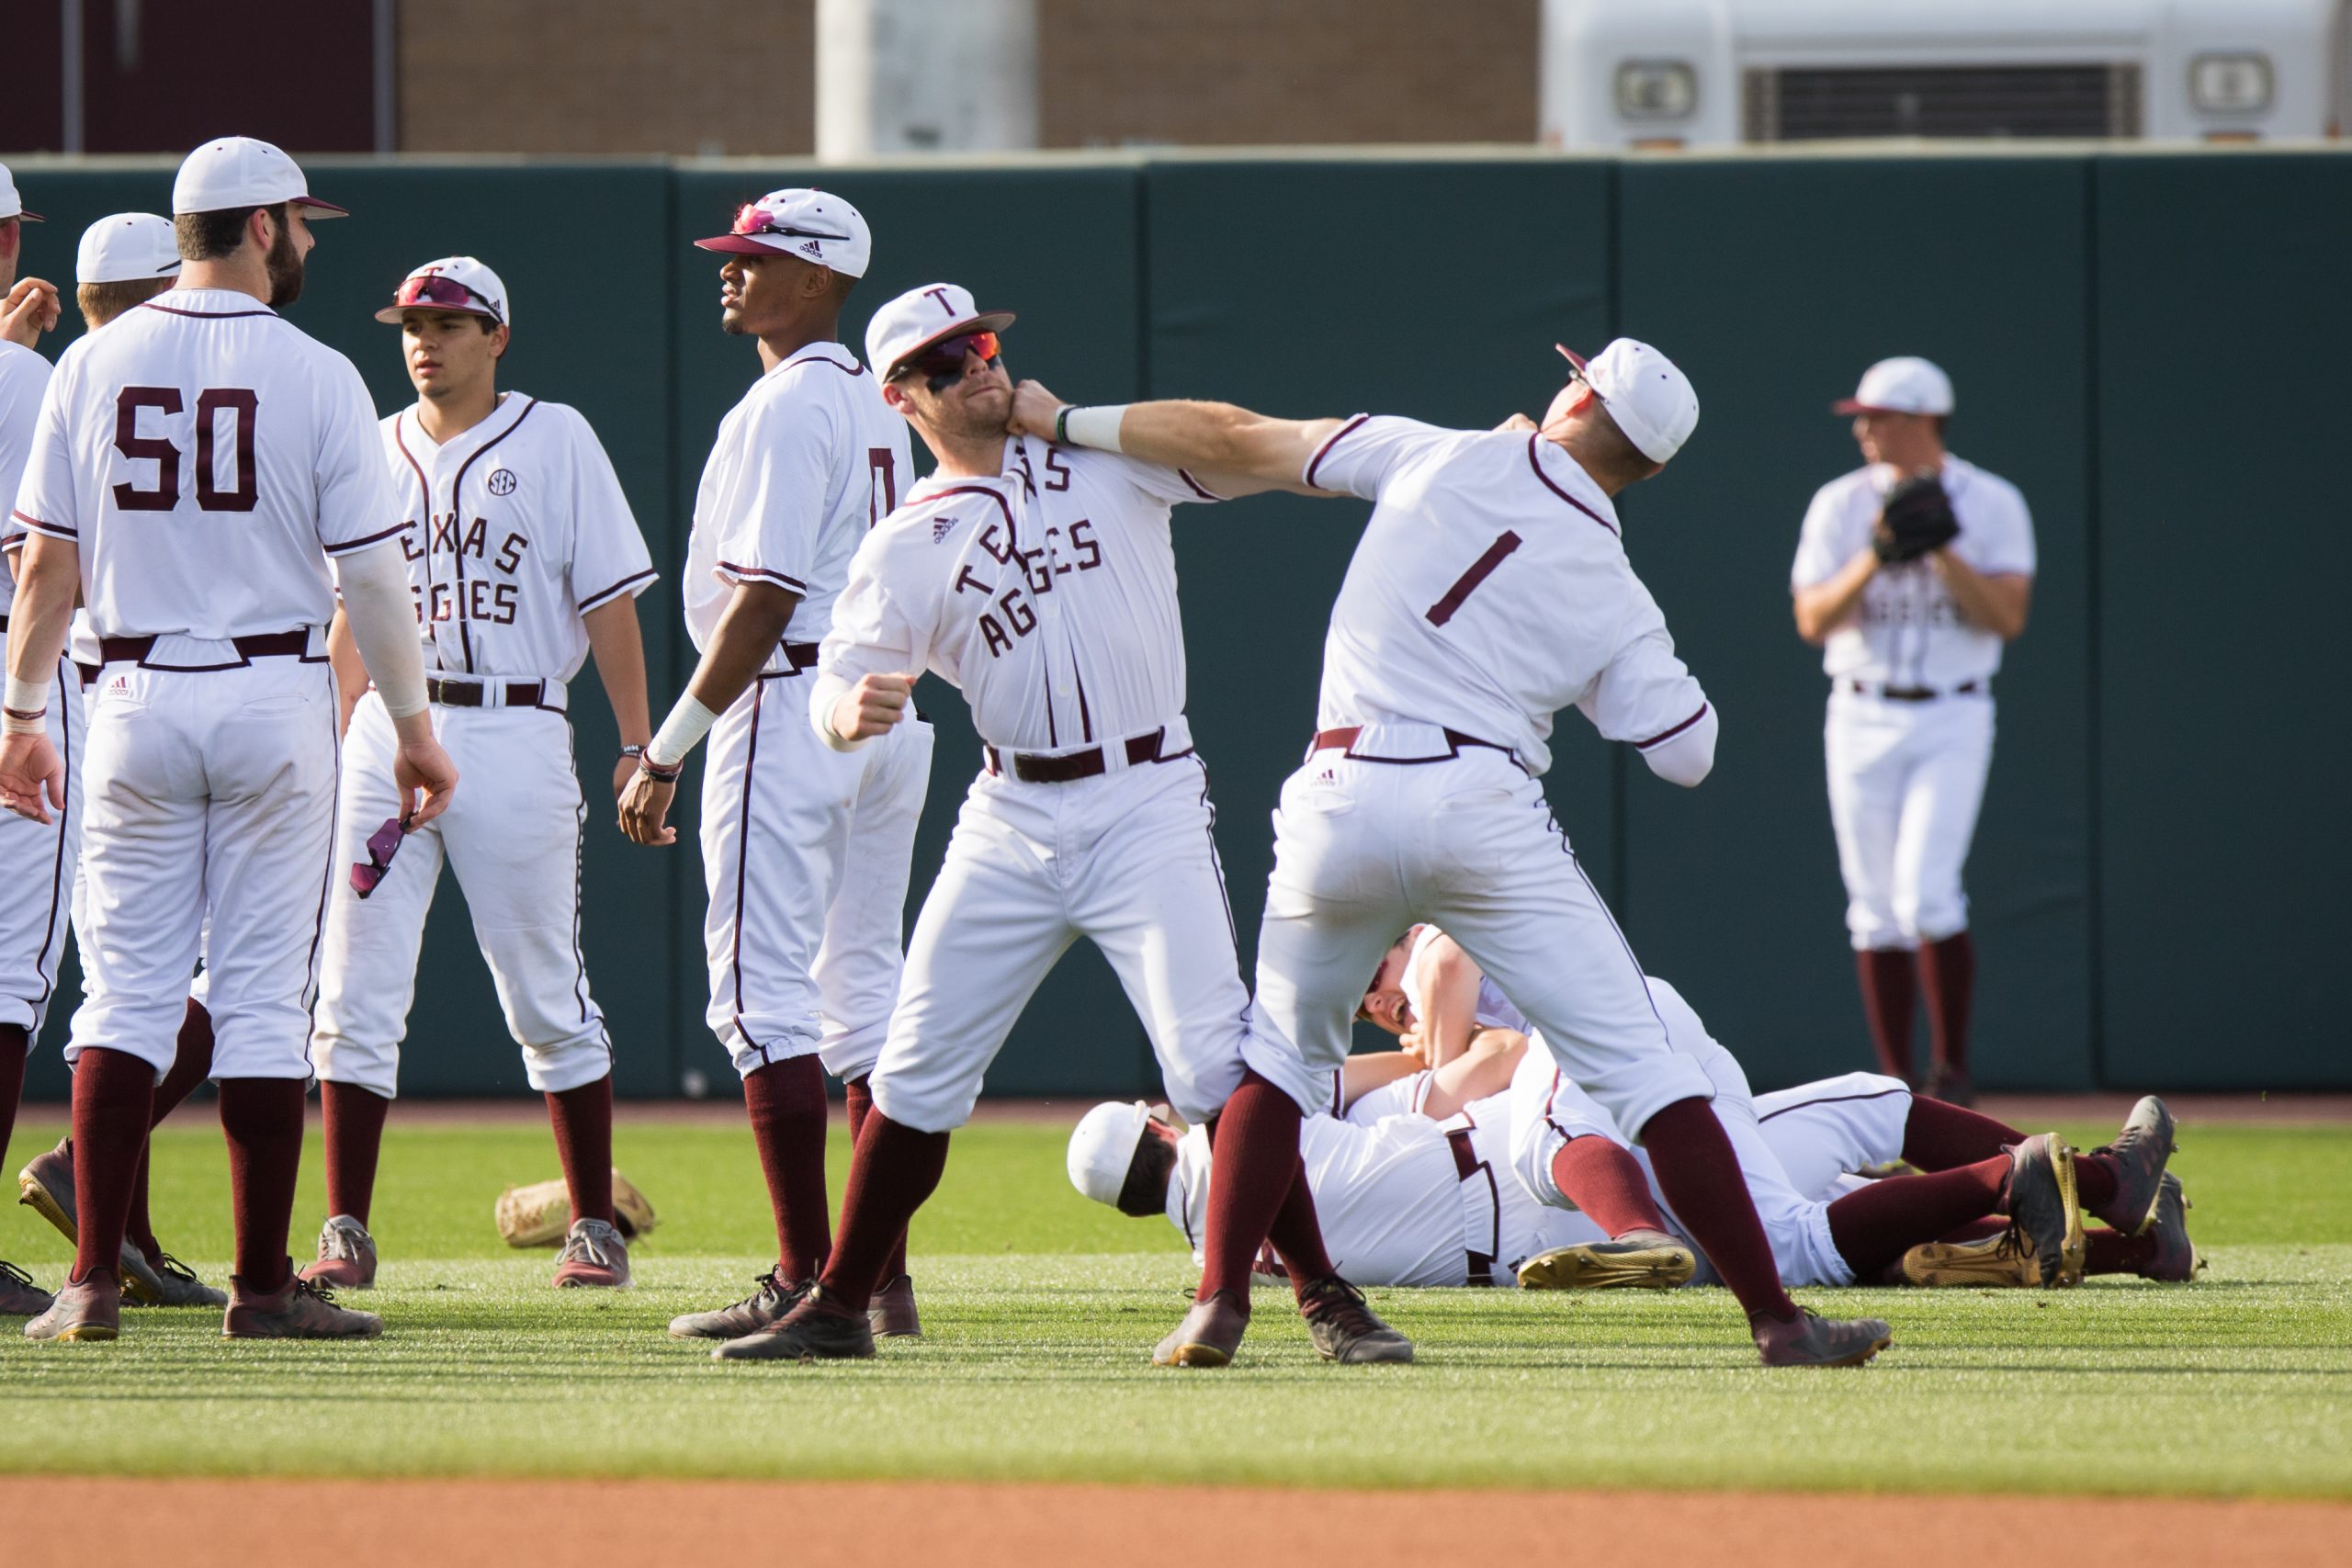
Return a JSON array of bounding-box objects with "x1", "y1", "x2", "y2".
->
[
  {"x1": 729, "y1": 204, "x2": 854, "y2": 243},
  {"x1": 393, "y1": 274, "x2": 500, "y2": 321},
  {"x1": 349, "y1": 815, "x2": 410, "y2": 899},
  {"x1": 898, "y1": 331, "x2": 1001, "y2": 392}
]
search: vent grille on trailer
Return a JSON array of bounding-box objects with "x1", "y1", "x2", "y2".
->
[{"x1": 1742, "y1": 64, "x2": 2143, "y2": 141}]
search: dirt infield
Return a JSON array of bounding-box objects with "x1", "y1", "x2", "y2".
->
[{"x1": 7, "y1": 1478, "x2": 2344, "y2": 1566}]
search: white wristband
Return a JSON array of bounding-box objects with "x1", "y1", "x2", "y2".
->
[
  {"x1": 4, "y1": 674, "x2": 51, "y2": 733},
  {"x1": 648, "y1": 694, "x2": 719, "y2": 768},
  {"x1": 1063, "y1": 405, "x2": 1127, "y2": 454}
]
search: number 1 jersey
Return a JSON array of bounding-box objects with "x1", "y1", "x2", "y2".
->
[{"x1": 10, "y1": 288, "x2": 401, "y2": 642}]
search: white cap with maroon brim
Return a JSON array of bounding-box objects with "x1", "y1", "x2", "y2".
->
[
  {"x1": 0, "y1": 162, "x2": 41, "y2": 223},
  {"x1": 172, "y1": 137, "x2": 346, "y2": 220},
  {"x1": 1557, "y1": 338, "x2": 1701, "y2": 465},
  {"x1": 866, "y1": 281, "x2": 1016, "y2": 381},
  {"x1": 1834, "y1": 356, "x2": 1953, "y2": 417},
  {"x1": 1068, "y1": 1101, "x2": 1155, "y2": 1208},
  {"x1": 694, "y1": 188, "x2": 872, "y2": 277},
  {"x1": 375, "y1": 256, "x2": 510, "y2": 328},
  {"x1": 77, "y1": 214, "x2": 182, "y2": 284}
]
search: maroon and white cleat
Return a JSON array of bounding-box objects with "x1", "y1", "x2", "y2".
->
[
  {"x1": 1154, "y1": 1290, "x2": 1250, "y2": 1368},
  {"x1": 223, "y1": 1270, "x2": 384, "y2": 1340},
  {"x1": 1753, "y1": 1308, "x2": 1893, "y2": 1368},
  {"x1": 297, "y1": 1215, "x2": 377, "y2": 1290},
  {"x1": 552, "y1": 1219, "x2": 631, "y2": 1289},
  {"x1": 24, "y1": 1269, "x2": 120, "y2": 1343},
  {"x1": 867, "y1": 1272, "x2": 922, "y2": 1337}
]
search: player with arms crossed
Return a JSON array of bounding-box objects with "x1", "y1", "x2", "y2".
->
[
  {"x1": 1792, "y1": 359, "x2": 2034, "y2": 1106},
  {"x1": 616, "y1": 192, "x2": 938, "y2": 1342},
  {"x1": 715, "y1": 283, "x2": 1406, "y2": 1368},
  {"x1": 295, "y1": 257, "x2": 657, "y2": 1292},
  {"x1": 0, "y1": 138, "x2": 458, "y2": 1342},
  {"x1": 1018, "y1": 341, "x2": 1893, "y2": 1365}
]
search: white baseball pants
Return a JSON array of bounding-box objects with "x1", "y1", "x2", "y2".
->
[
  {"x1": 311, "y1": 692, "x2": 611, "y2": 1100},
  {"x1": 699, "y1": 671, "x2": 933, "y2": 1083},
  {"x1": 868, "y1": 746, "x2": 1295, "y2": 1132},
  {"x1": 1249, "y1": 733, "x2": 1713, "y2": 1134},
  {"x1": 1752, "y1": 1072, "x2": 1913, "y2": 1200},
  {"x1": 1825, "y1": 690, "x2": 1994, "y2": 949},
  {"x1": 0, "y1": 650, "x2": 82, "y2": 1040},
  {"x1": 67, "y1": 646, "x2": 339, "y2": 1081}
]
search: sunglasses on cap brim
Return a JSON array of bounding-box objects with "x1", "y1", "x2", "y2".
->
[
  {"x1": 895, "y1": 331, "x2": 1001, "y2": 390},
  {"x1": 386, "y1": 274, "x2": 502, "y2": 322}
]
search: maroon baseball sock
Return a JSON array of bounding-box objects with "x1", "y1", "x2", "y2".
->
[
  {"x1": 2072, "y1": 1150, "x2": 2121, "y2": 1214},
  {"x1": 218, "y1": 1077, "x2": 305, "y2": 1292},
  {"x1": 2086, "y1": 1228, "x2": 2157, "y2": 1275},
  {"x1": 1854, "y1": 949, "x2": 1918, "y2": 1083},
  {"x1": 1900, "y1": 1096, "x2": 2025, "y2": 1170},
  {"x1": 1263, "y1": 1159, "x2": 1338, "y2": 1302},
  {"x1": 1549, "y1": 1134, "x2": 1675, "y2": 1237},
  {"x1": 842, "y1": 1075, "x2": 909, "y2": 1280},
  {"x1": 125, "y1": 999, "x2": 221, "y2": 1258},
  {"x1": 0, "y1": 1023, "x2": 28, "y2": 1176},
  {"x1": 816, "y1": 1111, "x2": 950, "y2": 1313},
  {"x1": 1918, "y1": 931, "x2": 1975, "y2": 1078},
  {"x1": 546, "y1": 1076, "x2": 616, "y2": 1226},
  {"x1": 1825, "y1": 1154, "x2": 2010, "y2": 1278},
  {"x1": 71, "y1": 1048, "x2": 155, "y2": 1284},
  {"x1": 742, "y1": 1056, "x2": 831, "y2": 1281},
  {"x1": 1638, "y1": 1098, "x2": 1799, "y2": 1325},
  {"x1": 319, "y1": 1080, "x2": 391, "y2": 1227},
  {"x1": 1196, "y1": 1068, "x2": 1311, "y2": 1310}
]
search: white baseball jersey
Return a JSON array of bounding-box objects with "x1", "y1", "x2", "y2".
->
[
  {"x1": 1303, "y1": 418, "x2": 1712, "y2": 776},
  {"x1": 1791, "y1": 456, "x2": 2036, "y2": 688},
  {"x1": 382, "y1": 394, "x2": 654, "y2": 680},
  {"x1": 12, "y1": 290, "x2": 401, "y2": 636},
  {"x1": 0, "y1": 339, "x2": 52, "y2": 598},
  {"x1": 821, "y1": 436, "x2": 1216, "y2": 753},
  {"x1": 685, "y1": 341, "x2": 911, "y2": 663}
]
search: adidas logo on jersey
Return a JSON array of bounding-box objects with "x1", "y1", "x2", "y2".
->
[{"x1": 933, "y1": 517, "x2": 956, "y2": 543}]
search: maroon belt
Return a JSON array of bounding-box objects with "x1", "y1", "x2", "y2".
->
[
  {"x1": 775, "y1": 641, "x2": 821, "y2": 674},
  {"x1": 986, "y1": 727, "x2": 1187, "y2": 784},
  {"x1": 1311, "y1": 726, "x2": 1514, "y2": 762},
  {"x1": 97, "y1": 629, "x2": 312, "y2": 669},
  {"x1": 1447, "y1": 1127, "x2": 1499, "y2": 1288},
  {"x1": 428, "y1": 677, "x2": 549, "y2": 709}
]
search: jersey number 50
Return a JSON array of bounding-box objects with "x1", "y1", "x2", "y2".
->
[{"x1": 112, "y1": 386, "x2": 261, "y2": 513}]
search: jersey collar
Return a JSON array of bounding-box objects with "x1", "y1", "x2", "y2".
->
[
  {"x1": 399, "y1": 391, "x2": 533, "y2": 468},
  {"x1": 766, "y1": 340, "x2": 865, "y2": 378}
]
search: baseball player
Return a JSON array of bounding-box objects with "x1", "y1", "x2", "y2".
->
[
  {"x1": 10, "y1": 212, "x2": 228, "y2": 1313},
  {"x1": 0, "y1": 159, "x2": 62, "y2": 1319},
  {"x1": 1792, "y1": 358, "x2": 2035, "y2": 1106},
  {"x1": 616, "y1": 191, "x2": 938, "y2": 1343},
  {"x1": 1, "y1": 137, "x2": 458, "y2": 1343},
  {"x1": 291, "y1": 256, "x2": 657, "y2": 1293},
  {"x1": 713, "y1": 282, "x2": 1405, "y2": 1369},
  {"x1": 1013, "y1": 343, "x2": 1894, "y2": 1365}
]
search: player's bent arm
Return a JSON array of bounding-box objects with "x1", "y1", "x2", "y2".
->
[
  {"x1": 1337, "y1": 1050, "x2": 1427, "y2": 1114},
  {"x1": 1932, "y1": 554, "x2": 2031, "y2": 641},
  {"x1": 1638, "y1": 703, "x2": 1718, "y2": 788},
  {"x1": 1059, "y1": 397, "x2": 1345, "y2": 495},
  {"x1": 1792, "y1": 547, "x2": 1880, "y2": 644},
  {"x1": 583, "y1": 596, "x2": 655, "y2": 799},
  {"x1": 1412, "y1": 935, "x2": 1487, "y2": 1071},
  {"x1": 335, "y1": 541, "x2": 458, "y2": 827},
  {"x1": 1418, "y1": 1029, "x2": 1531, "y2": 1122}
]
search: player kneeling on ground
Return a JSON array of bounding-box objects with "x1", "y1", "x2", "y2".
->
[{"x1": 299, "y1": 257, "x2": 657, "y2": 1292}]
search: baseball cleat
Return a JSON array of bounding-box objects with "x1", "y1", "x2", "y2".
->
[
  {"x1": 1753, "y1": 1308, "x2": 1893, "y2": 1368},
  {"x1": 2140, "y1": 1174, "x2": 2205, "y2": 1284},
  {"x1": 128, "y1": 1253, "x2": 228, "y2": 1309},
  {"x1": 867, "y1": 1272, "x2": 922, "y2": 1337},
  {"x1": 0, "y1": 1260, "x2": 55, "y2": 1317},
  {"x1": 17, "y1": 1138, "x2": 175, "y2": 1300},
  {"x1": 552, "y1": 1218, "x2": 631, "y2": 1289},
  {"x1": 2004, "y1": 1134, "x2": 2086, "y2": 1288},
  {"x1": 223, "y1": 1270, "x2": 384, "y2": 1339},
  {"x1": 23, "y1": 1270, "x2": 121, "y2": 1343},
  {"x1": 2085, "y1": 1096, "x2": 2177, "y2": 1235},
  {"x1": 711, "y1": 1289, "x2": 875, "y2": 1361},
  {"x1": 1515, "y1": 1228, "x2": 1697, "y2": 1292},
  {"x1": 1298, "y1": 1275, "x2": 1414, "y2": 1364},
  {"x1": 1153, "y1": 1289, "x2": 1250, "y2": 1368},
  {"x1": 667, "y1": 1269, "x2": 808, "y2": 1340},
  {"x1": 297, "y1": 1214, "x2": 378, "y2": 1290},
  {"x1": 1900, "y1": 1231, "x2": 2041, "y2": 1289}
]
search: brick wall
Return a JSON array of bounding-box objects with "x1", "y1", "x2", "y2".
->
[{"x1": 394, "y1": 0, "x2": 1534, "y2": 155}]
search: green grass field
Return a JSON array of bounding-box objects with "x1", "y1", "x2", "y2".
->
[{"x1": 3, "y1": 1113, "x2": 2347, "y2": 1498}]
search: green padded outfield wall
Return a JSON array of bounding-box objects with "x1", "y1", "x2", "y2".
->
[{"x1": 13, "y1": 149, "x2": 2346, "y2": 1100}]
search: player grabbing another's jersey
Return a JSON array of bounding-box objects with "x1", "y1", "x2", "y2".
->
[
  {"x1": 297, "y1": 256, "x2": 657, "y2": 1293},
  {"x1": 1, "y1": 138, "x2": 458, "y2": 1344}
]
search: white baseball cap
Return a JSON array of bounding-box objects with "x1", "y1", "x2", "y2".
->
[
  {"x1": 0, "y1": 162, "x2": 41, "y2": 224},
  {"x1": 172, "y1": 136, "x2": 347, "y2": 220},
  {"x1": 1557, "y1": 338, "x2": 1701, "y2": 465},
  {"x1": 77, "y1": 214, "x2": 182, "y2": 285},
  {"x1": 1067, "y1": 1101, "x2": 1155, "y2": 1207},
  {"x1": 866, "y1": 281, "x2": 1016, "y2": 382},
  {"x1": 1835, "y1": 356, "x2": 1954, "y2": 417},
  {"x1": 375, "y1": 256, "x2": 510, "y2": 328},
  {"x1": 694, "y1": 188, "x2": 871, "y2": 277}
]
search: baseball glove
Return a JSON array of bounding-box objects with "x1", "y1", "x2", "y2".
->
[
  {"x1": 1874, "y1": 474, "x2": 1960, "y2": 563},
  {"x1": 494, "y1": 1168, "x2": 659, "y2": 1247}
]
